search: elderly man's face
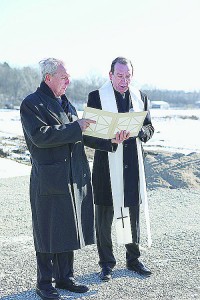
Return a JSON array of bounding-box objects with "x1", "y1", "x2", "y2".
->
[
  {"x1": 109, "y1": 62, "x2": 133, "y2": 94},
  {"x1": 46, "y1": 64, "x2": 70, "y2": 97}
]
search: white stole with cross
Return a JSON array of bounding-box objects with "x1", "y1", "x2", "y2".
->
[{"x1": 99, "y1": 80, "x2": 152, "y2": 247}]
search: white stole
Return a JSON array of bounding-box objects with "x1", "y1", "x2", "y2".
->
[{"x1": 99, "y1": 81, "x2": 152, "y2": 247}]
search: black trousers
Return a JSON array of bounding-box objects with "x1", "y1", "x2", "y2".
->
[
  {"x1": 36, "y1": 251, "x2": 74, "y2": 289},
  {"x1": 95, "y1": 205, "x2": 140, "y2": 269}
]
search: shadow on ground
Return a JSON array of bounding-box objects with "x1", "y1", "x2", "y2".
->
[{"x1": 1, "y1": 269, "x2": 149, "y2": 299}]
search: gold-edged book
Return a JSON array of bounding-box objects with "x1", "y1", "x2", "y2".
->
[{"x1": 82, "y1": 107, "x2": 147, "y2": 139}]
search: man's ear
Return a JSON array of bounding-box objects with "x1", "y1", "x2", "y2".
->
[
  {"x1": 45, "y1": 74, "x2": 51, "y2": 82},
  {"x1": 109, "y1": 71, "x2": 113, "y2": 81}
]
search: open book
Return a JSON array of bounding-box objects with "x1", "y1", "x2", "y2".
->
[{"x1": 82, "y1": 107, "x2": 147, "y2": 139}]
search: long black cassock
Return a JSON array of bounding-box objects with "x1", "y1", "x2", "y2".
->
[{"x1": 84, "y1": 81, "x2": 154, "y2": 246}]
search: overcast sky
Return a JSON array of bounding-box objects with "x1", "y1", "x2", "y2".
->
[{"x1": 0, "y1": 0, "x2": 199, "y2": 91}]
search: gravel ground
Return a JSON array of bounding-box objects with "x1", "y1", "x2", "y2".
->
[{"x1": 0, "y1": 171, "x2": 199, "y2": 300}]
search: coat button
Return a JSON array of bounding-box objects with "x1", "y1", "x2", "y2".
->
[
  {"x1": 124, "y1": 165, "x2": 128, "y2": 168},
  {"x1": 124, "y1": 144, "x2": 128, "y2": 148},
  {"x1": 84, "y1": 173, "x2": 86, "y2": 177}
]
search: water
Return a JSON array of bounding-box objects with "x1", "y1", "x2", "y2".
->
[
  {"x1": 0, "y1": 109, "x2": 23, "y2": 137},
  {"x1": 0, "y1": 108, "x2": 200, "y2": 154},
  {"x1": 147, "y1": 109, "x2": 200, "y2": 154}
]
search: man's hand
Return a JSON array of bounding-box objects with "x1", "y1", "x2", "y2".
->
[
  {"x1": 138, "y1": 128, "x2": 147, "y2": 142},
  {"x1": 111, "y1": 130, "x2": 130, "y2": 144},
  {"x1": 77, "y1": 118, "x2": 96, "y2": 132}
]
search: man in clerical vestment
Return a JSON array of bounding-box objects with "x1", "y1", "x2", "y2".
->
[{"x1": 86, "y1": 57, "x2": 154, "y2": 281}]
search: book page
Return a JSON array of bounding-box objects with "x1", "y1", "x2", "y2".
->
[
  {"x1": 82, "y1": 107, "x2": 117, "y2": 139},
  {"x1": 114, "y1": 111, "x2": 147, "y2": 137},
  {"x1": 82, "y1": 107, "x2": 147, "y2": 139}
]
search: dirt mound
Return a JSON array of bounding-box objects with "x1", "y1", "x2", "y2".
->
[
  {"x1": 1, "y1": 138, "x2": 200, "y2": 190},
  {"x1": 145, "y1": 151, "x2": 200, "y2": 189}
]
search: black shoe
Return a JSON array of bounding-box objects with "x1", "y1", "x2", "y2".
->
[
  {"x1": 55, "y1": 278, "x2": 89, "y2": 293},
  {"x1": 127, "y1": 261, "x2": 152, "y2": 276},
  {"x1": 36, "y1": 286, "x2": 60, "y2": 300},
  {"x1": 99, "y1": 267, "x2": 113, "y2": 281}
]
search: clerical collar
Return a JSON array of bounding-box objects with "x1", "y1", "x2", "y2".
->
[
  {"x1": 114, "y1": 89, "x2": 128, "y2": 98},
  {"x1": 114, "y1": 89, "x2": 131, "y2": 113}
]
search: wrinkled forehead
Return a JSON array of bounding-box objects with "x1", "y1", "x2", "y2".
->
[
  {"x1": 55, "y1": 64, "x2": 70, "y2": 77},
  {"x1": 113, "y1": 62, "x2": 132, "y2": 75}
]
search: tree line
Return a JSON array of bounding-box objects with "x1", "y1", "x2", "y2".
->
[{"x1": 0, "y1": 62, "x2": 199, "y2": 109}]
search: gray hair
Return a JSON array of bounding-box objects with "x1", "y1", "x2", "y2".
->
[
  {"x1": 39, "y1": 58, "x2": 64, "y2": 81},
  {"x1": 110, "y1": 57, "x2": 134, "y2": 75}
]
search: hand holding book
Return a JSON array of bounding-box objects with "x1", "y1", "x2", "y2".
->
[{"x1": 111, "y1": 130, "x2": 130, "y2": 144}]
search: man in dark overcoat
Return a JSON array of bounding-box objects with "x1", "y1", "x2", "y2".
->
[
  {"x1": 86, "y1": 57, "x2": 154, "y2": 281},
  {"x1": 20, "y1": 58, "x2": 96, "y2": 300}
]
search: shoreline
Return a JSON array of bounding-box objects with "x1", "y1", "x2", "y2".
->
[{"x1": 0, "y1": 147, "x2": 200, "y2": 190}]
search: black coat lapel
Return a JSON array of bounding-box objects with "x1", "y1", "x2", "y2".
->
[{"x1": 36, "y1": 89, "x2": 70, "y2": 124}]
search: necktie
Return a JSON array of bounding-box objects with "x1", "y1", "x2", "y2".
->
[
  {"x1": 61, "y1": 98, "x2": 73, "y2": 122},
  {"x1": 118, "y1": 93, "x2": 128, "y2": 112}
]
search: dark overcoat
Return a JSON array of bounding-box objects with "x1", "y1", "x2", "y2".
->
[
  {"x1": 85, "y1": 89, "x2": 154, "y2": 207},
  {"x1": 20, "y1": 82, "x2": 95, "y2": 253}
]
